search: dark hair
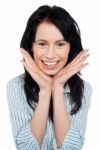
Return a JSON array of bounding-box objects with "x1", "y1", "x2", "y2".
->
[{"x1": 20, "y1": 5, "x2": 84, "y2": 121}]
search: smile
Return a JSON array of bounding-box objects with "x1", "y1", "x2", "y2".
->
[{"x1": 41, "y1": 60, "x2": 60, "y2": 68}]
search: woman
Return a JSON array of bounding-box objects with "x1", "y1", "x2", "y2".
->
[{"x1": 7, "y1": 5, "x2": 92, "y2": 150}]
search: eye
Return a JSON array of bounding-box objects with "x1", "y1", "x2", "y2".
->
[
  {"x1": 38, "y1": 42, "x2": 47, "y2": 46},
  {"x1": 56, "y1": 42, "x2": 66, "y2": 47}
]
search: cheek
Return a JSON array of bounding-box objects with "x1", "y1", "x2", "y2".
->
[
  {"x1": 33, "y1": 50, "x2": 43, "y2": 64},
  {"x1": 32, "y1": 45, "x2": 44, "y2": 59},
  {"x1": 32, "y1": 47, "x2": 40, "y2": 59},
  {"x1": 61, "y1": 51, "x2": 70, "y2": 61}
]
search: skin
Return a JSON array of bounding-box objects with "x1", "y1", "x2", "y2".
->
[{"x1": 20, "y1": 22, "x2": 90, "y2": 148}]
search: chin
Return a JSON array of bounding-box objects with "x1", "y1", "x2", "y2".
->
[{"x1": 41, "y1": 69, "x2": 61, "y2": 76}]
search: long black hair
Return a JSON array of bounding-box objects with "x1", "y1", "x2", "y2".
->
[{"x1": 20, "y1": 5, "x2": 84, "y2": 121}]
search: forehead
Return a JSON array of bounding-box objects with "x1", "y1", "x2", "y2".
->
[{"x1": 35, "y1": 22, "x2": 64, "y2": 41}]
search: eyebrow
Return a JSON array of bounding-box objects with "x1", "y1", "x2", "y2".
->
[
  {"x1": 56, "y1": 39, "x2": 66, "y2": 42},
  {"x1": 35, "y1": 39, "x2": 66, "y2": 42}
]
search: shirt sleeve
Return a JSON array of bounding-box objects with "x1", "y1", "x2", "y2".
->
[
  {"x1": 52, "y1": 81, "x2": 92, "y2": 150},
  {"x1": 6, "y1": 76, "x2": 47, "y2": 150}
]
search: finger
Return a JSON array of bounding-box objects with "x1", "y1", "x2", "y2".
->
[
  {"x1": 71, "y1": 49, "x2": 89, "y2": 64},
  {"x1": 21, "y1": 59, "x2": 35, "y2": 74},
  {"x1": 77, "y1": 62, "x2": 89, "y2": 72},
  {"x1": 76, "y1": 50, "x2": 90, "y2": 64},
  {"x1": 21, "y1": 51, "x2": 51, "y2": 83},
  {"x1": 68, "y1": 51, "x2": 90, "y2": 71},
  {"x1": 63, "y1": 57, "x2": 89, "y2": 75},
  {"x1": 71, "y1": 59, "x2": 89, "y2": 72},
  {"x1": 21, "y1": 59, "x2": 42, "y2": 83},
  {"x1": 78, "y1": 53, "x2": 90, "y2": 64},
  {"x1": 66, "y1": 62, "x2": 89, "y2": 77},
  {"x1": 20, "y1": 48, "x2": 38, "y2": 71},
  {"x1": 20, "y1": 48, "x2": 52, "y2": 83},
  {"x1": 20, "y1": 48, "x2": 33, "y2": 62}
]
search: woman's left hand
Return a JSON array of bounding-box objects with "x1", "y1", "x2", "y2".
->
[{"x1": 52, "y1": 49, "x2": 90, "y2": 89}]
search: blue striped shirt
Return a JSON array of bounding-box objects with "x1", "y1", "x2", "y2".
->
[{"x1": 7, "y1": 74, "x2": 92, "y2": 150}]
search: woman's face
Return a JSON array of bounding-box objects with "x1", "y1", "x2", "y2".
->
[{"x1": 32, "y1": 22, "x2": 70, "y2": 76}]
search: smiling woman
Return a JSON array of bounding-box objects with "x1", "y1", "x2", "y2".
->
[
  {"x1": 32, "y1": 22, "x2": 70, "y2": 76},
  {"x1": 7, "y1": 5, "x2": 92, "y2": 150}
]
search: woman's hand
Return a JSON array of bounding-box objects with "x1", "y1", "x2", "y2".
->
[
  {"x1": 20, "y1": 48, "x2": 52, "y2": 93},
  {"x1": 20, "y1": 48, "x2": 90, "y2": 93},
  {"x1": 52, "y1": 49, "x2": 90, "y2": 89}
]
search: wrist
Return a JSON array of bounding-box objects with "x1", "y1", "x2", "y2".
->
[
  {"x1": 39, "y1": 88, "x2": 51, "y2": 98},
  {"x1": 52, "y1": 86, "x2": 64, "y2": 105},
  {"x1": 52, "y1": 86, "x2": 64, "y2": 95}
]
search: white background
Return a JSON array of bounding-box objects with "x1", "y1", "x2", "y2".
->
[{"x1": 0, "y1": 0, "x2": 98, "y2": 149}]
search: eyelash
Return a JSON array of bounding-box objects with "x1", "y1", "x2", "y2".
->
[
  {"x1": 38, "y1": 42, "x2": 65, "y2": 46},
  {"x1": 57, "y1": 42, "x2": 65, "y2": 46},
  {"x1": 38, "y1": 42, "x2": 47, "y2": 46}
]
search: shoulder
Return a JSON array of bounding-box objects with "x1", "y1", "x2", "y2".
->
[
  {"x1": 6, "y1": 74, "x2": 33, "y2": 115},
  {"x1": 6, "y1": 74, "x2": 26, "y2": 103},
  {"x1": 7, "y1": 73, "x2": 25, "y2": 90},
  {"x1": 83, "y1": 80, "x2": 92, "y2": 96},
  {"x1": 82, "y1": 80, "x2": 92, "y2": 108}
]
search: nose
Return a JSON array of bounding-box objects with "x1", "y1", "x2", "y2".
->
[{"x1": 45, "y1": 45, "x2": 56, "y2": 60}]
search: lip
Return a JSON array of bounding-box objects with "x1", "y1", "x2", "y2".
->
[
  {"x1": 41, "y1": 60, "x2": 60, "y2": 70},
  {"x1": 43, "y1": 61, "x2": 58, "y2": 65}
]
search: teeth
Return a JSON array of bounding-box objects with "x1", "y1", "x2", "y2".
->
[{"x1": 43, "y1": 61, "x2": 58, "y2": 66}]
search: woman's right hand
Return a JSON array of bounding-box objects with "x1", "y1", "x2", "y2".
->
[{"x1": 20, "y1": 48, "x2": 52, "y2": 93}]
